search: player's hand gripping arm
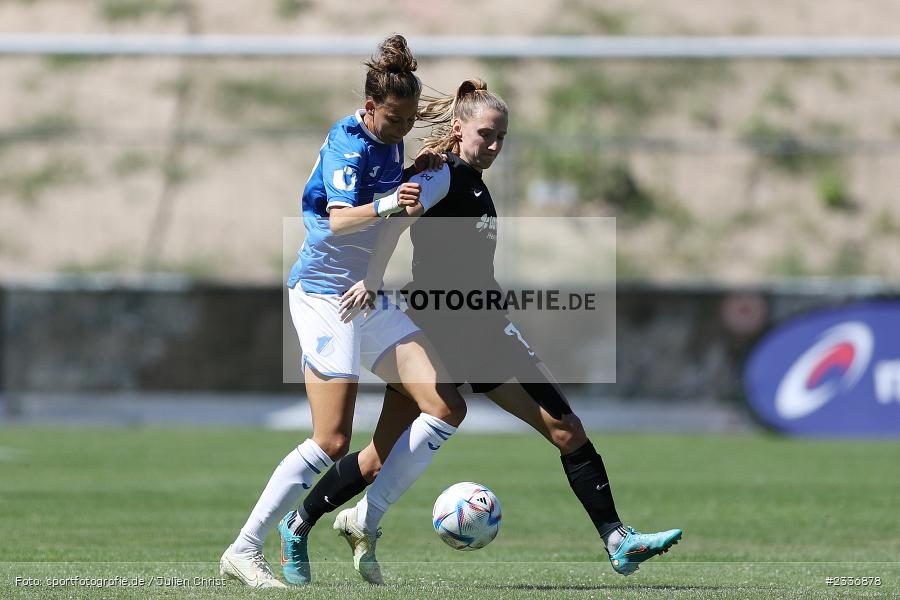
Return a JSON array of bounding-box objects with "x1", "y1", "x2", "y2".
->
[
  {"x1": 359, "y1": 148, "x2": 447, "y2": 287},
  {"x1": 339, "y1": 158, "x2": 451, "y2": 321},
  {"x1": 328, "y1": 182, "x2": 422, "y2": 235},
  {"x1": 345, "y1": 147, "x2": 444, "y2": 233},
  {"x1": 324, "y1": 144, "x2": 444, "y2": 236}
]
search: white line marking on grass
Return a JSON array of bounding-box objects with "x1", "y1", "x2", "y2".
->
[{"x1": 0, "y1": 447, "x2": 26, "y2": 462}]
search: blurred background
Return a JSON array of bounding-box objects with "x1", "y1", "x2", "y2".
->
[{"x1": 1, "y1": 0, "x2": 898, "y2": 436}]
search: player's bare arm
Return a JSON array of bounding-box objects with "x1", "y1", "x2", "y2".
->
[{"x1": 328, "y1": 181, "x2": 421, "y2": 236}]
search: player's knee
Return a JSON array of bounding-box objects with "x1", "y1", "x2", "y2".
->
[
  {"x1": 316, "y1": 434, "x2": 351, "y2": 461},
  {"x1": 357, "y1": 446, "x2": 383, "y2": 482},
  {"x1": 445, "y1": 396, "x2": 467, "y2": 426},
  {"x1": 549, "y1": 413, "x2": 587, "y2": 453},
  {"x1": 421, "y1": 384, "x2": 466, "y2": 427},
  {"x1": 426, "y1": 400, "x2": 466, "y2": 427}
]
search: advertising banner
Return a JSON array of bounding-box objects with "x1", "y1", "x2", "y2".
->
[{"x1": 744, "y1": 302, "x2": 900, "y2": 437}]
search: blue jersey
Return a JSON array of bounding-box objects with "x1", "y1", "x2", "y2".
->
[{"x1": 287, "y1": 110, "x2": 404, "y2": 294}]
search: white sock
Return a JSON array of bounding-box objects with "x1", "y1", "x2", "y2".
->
[
  {"x1": 356, "y1": 413, "x2": 456, "y2": 534},
  {"x1": 603, "y1": 524, "x2": 628, "y2": 553},
  {"x1": 232, "y1": 438, "x2": 332, "y2": 554}
]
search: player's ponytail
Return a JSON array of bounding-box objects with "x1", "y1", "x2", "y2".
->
[
  {"x1": 364, "y1": 34, "x2": 421, "y2": 103},
  {"x1": 419, "y1": 78, "x2": 508, "y2": 153}
]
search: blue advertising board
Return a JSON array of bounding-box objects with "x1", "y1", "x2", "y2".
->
[{"x1": 744, "y1": 302, "x2": 900, "y2": 437}]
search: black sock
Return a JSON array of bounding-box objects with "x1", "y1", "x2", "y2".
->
[
  {"x1": 286, "y1": 511, "x2": 313, "y2": 537},
  {"x1": 560, "y1": 441, "x2": 622, "y2": 538},
  {"x1": 294, "y1": 451, "x2": 369, "y2": 534}
]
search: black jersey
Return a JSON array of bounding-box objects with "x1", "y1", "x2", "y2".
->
[
  {"x1": 400, "y1": 154, "x2": 552, "y2": 397},
  {"x1": 408, "y1": 152, "x2": 499, "y2": 291}
]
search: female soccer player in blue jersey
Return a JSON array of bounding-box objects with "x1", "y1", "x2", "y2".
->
[
  {"x1": 219, "y1": 35, "x2": 466, "y2": 589},
  {"x1": 280, "y1": 79, "x2": 682, "y2": 584}
]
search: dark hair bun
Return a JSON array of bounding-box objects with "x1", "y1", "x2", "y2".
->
[
  {"x1": 364, "y1": 34, "x2": 421, "y2": 102},
  {"x1": 369, "y1": 34, "x2": 417, "y2": 74}
]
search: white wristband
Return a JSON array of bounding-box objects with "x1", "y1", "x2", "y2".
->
[{"x1": 373, "y1": 190, "x2": 403, "y2": 217}]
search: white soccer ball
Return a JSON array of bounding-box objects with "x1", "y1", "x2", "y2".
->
[{"x1": 432, "y1": 481, "x2": 501, "y2": 550}]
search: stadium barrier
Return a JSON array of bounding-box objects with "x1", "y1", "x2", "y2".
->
[{"x1": 2, "y1": 277, "x2": 895, "y2": 420}]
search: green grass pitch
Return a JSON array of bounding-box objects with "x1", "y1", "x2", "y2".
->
[{"x1": 1, "y1": 428, "x2": 898, "y2": 599}]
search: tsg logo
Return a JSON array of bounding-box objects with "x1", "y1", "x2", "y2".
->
[
  {"x1": 332, "y1": 166, "x2": 357, "y2": 191},
  {"x1": 774, "y1": 322, "x2": 873, "y2": 419}
]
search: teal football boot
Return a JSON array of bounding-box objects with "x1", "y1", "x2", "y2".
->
[
  {"x1": 608, "y1": 526, "x2": 682, "y2": 576},
  {"x1": 278, "y1": 512, "x2": 311, "y2": 585}
]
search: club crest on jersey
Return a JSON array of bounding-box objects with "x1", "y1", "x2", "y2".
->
[
  {"x1": 332, "y1": 166, "x2": 357, "y2": 191},
  {"x1": 476, "y1": 214, "x2": 497, "y2": 234}
]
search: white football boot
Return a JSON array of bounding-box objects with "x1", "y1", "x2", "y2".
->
[
  {"x1": 333, "y1": 507, "x2": 384, "y2": 585},
  {"x1": 219, "y1": 544, "x2": 287, "y2": 588}
]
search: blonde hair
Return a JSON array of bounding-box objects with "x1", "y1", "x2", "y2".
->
[
  {"x1": 364, "y1": 34, "x2": 421, "y2": 103},
  {"x1": 418, "y1": 78, "x2": 508, "y2": 153}
]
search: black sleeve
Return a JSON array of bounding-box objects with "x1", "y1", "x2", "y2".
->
[{"x1": 402, "y1": 164, "x2": 419, "y2": 182}]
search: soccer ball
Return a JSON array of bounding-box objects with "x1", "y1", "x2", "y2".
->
[{"x1": 432, "y1": 481, "x2": 501, "y2": 550}]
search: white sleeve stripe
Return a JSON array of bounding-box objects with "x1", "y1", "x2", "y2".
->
[
  {"x1": 325, "y1": 200, "x2": 353, "y2": 213},
  {"x1": 410, "y1": 164, "x2": 451, "y2": 211}
]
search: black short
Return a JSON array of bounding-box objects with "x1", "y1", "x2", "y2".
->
[
  {"x1": 406, "y1": 309, "x2": 539, "y2": 393},
  {"x1": 389, "y1": 309, "x2": 573, "y2": 419}
]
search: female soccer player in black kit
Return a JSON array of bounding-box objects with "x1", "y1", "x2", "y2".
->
[{"x1": 279, "y1": 79, "x2": 682, "y2": 585}]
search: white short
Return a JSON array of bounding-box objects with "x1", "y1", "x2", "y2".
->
[{"x1": 288, "y1": 285, "x2": 420, "y2": 379}]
